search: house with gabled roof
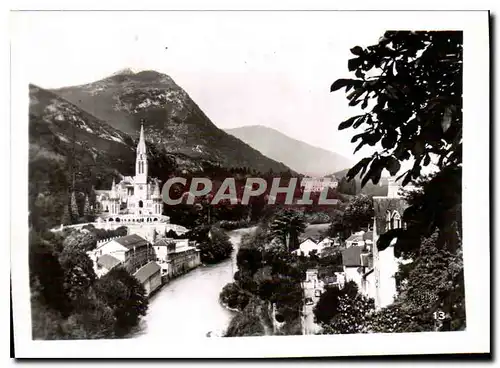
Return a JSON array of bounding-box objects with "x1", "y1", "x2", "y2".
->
[
  {"x1": 95, "y1": 254, "x2": 122, "y2": 277},
  {"x1": 134, "y1": 261, "x2": 162, "y2": 296},
  {"x1": 341, "y1": 245, "x2": 373, "y2": 294},
  {"x1": 87, "y1": 233, "x2": 156, "y2": 275}
]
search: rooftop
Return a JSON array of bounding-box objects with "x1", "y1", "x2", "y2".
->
[
  {"x1": 114, "y1": 234, "x2": 149, "y2": 249},
  {"x1": 341, "y1": 246, "x2": 364, "y2": 267},
  {"x1": 363, "y1": 231, "x2": 374, "y2": 241},
  {"x1": 299, "y1": 223, "x2": 329, "y2": 242},
  {"x1": 96, "y1": 254, "x2": 121, "y2": 270},
  {"x1": 134, "y1": 261, "x2": 161, "y2": 283},
  {"x1": 346, "y1": 232, "x2": 365, "y2": 243}
]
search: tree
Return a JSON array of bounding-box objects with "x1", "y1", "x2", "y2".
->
[
  {"x1": 314, "y1": 281, "x2": 353, "y2": 325},
  {"x1": 61, "y1": 196, "x2": 72, "y2": 226},
  {"x1": 333, "y1": 31, "x2": 462, "y2": 256},
  {"x1": 196, "y1": 226, "x2": 233, "y2": 264},
  {"x1": 29, "y1": 231, "x2": 72, "y2": 317},
  {"x1": 338, "y1": 176, "x2": 357, "y2": 195},
  {"x1": 270, "y1": 210, "x2": 306, "y2": 252},
  {"x1": 342, "y1": 195, "x2": 374, "y2": 233},
  {"x1": 219, "y1": 282, "x2": 251, "y2": 311},
  {"x1": 83, "y1": 194, "x2": 94, "y2": 222},
  {"x1": 321, "y1": 293, "x2": 375, "y2": 334},
  {"x1": 70, "y1": 191, "x2": 79, "y2": 222},
  {"x1": 95, "y1": 267, "x2": 148, "y2": 337},
  {"x1": 237, "y1": 247, "x2": 263, "y2": 275},
  {"x1": 364, "y1": 231, "x2": 465, "y2": 333},
  {"x1": 62, "y1": 230, "x2": 98, "y2": 253},
  {"x1": 332, "y1": 31, "x2": 462, "y2": 187},
  {"x1": 60, "y1": 290, "x2": 116, "y2": 339},
  {"x1": 314, "y1": 281, "x2": 375, "y2": 334},
  {"x1": 58, "y1": 249, "x2": 96, "y2": 302}
]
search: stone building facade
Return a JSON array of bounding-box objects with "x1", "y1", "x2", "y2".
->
[
  {"x1": 95, "y1": 123, "x2": 166, "y2": 223},
  {"x1": 154, "y1": 238, "x2": 201, "y2": 280}
]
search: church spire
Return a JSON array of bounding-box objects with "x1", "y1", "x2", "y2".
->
[
  {"x1": 137, "y1": 120, "x2": 147, "y2": 155},
  {"x1": 135, "y1": 119, "x2": 148, "y2": 184}
]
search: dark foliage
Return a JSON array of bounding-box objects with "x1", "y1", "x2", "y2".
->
[
  {"x1": 58, "y1": 249, "x2": 97, "y2": 302},
  {"x1": 29, "y1": 231, "x2": 71, "y2": 317},
  {"x1": 332, "y1": 31, "x2": 462, "y2": 187},
  {"x1": 195, "y1": 226, "x2": 233, "y2": 264},
  {"x1": 270, "y1": 209, "x2": 306, "y2": 252},
  {"x1": 219, "y1": 282, "x2": 251, "y2": 311},
  {"x1": 314, "y1": 281, "x2": 375, "y2": 334},
  {"x1": 95, "y1": 267, "x2": 148, "y2": 337},
  {"x1": 29, "y1": 229, "x2": 148, "y2": 340}
]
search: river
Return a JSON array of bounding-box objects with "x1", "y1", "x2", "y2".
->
[{"x1": 131, "y1": 227, "x2": 255, "y2": 340}]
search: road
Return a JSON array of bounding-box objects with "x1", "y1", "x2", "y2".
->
[
  {"x1": 130, "y1": 227, "x2": 255, "y2": 339},
  {"x1": 301, "y1": 281, "x2": 322, "y2": 335}
]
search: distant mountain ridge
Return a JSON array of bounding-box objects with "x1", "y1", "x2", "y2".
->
[
  {"x1": 49, "y1": 69, "x2": 291, "y2": 174},
  {"x1": 224, "y1": 125, "x2": 353, "y2": 176},
  {"x1": 28, "y1": 71, "x2": 294, "y2": 229}
]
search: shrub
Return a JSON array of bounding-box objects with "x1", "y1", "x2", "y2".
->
[{"x1": 219, "y1": 282, "x2": 250, "y2": 311}]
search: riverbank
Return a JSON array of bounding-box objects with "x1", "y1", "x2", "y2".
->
[
  {"x1": 224, "y1": 298, "x2": 274, "y2": 337},
  {"x1": 130, "y1": 227, "x2": 255, "y2": 340}
]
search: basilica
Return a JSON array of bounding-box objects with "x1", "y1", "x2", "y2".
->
[{"x1": 95, "y1": 124, "x2": 167, "y2": 224}]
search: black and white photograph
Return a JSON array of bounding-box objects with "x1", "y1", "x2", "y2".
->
[{"x1": 9, "y1": 7, "x2": 490, "y2": 358}]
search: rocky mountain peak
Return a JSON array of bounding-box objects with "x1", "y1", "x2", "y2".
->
[{"x1": 110, "y1": 68, "x2": 136, "y2": 77}]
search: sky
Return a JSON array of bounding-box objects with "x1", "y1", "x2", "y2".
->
[{"x1": 14, "y1": 11, "x2": 390, "y2": 161}]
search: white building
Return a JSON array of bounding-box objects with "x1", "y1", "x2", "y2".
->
[
  {"x1": 292, "y1": 238, "x2": 319, "y2": 256},
  {"x1": 134, "y1": 261, "x2": 162, "y2": 297},
  {"x1": 87, "y1": 233, "x2": 162, "y2": 296},
  {"x1": 95, "y1": 123, "x2": 167, "y2": 224},
  {"x1": 370, "y1": 177, "x2": 410, "y2": 309},
  {"x1": 293, "y1": 236, "x2": 342, "y2": 257},
  {"x1": 87, "y1": 234, "x2": 155, "y2": 275},
  {"x1": 317, "y1": 236, "x2": 339, "y2": 249},
  {"x1": 341, "y1": 245, "x2": 372, "y2": 292},
  {"x1": 345, "y1": 230, "x2": 373, "y2": 250},
  {"x1": 300, "y1": 176, "x2": 338, "y2": 193},
  {"x1": 154, "y1": 238, "x2": 201, "y2": 280}
]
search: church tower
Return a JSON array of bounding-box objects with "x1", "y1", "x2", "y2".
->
[
  {"x1": 135, "y1": 122, "x2": 148, "y2": 185},
  {"x1": 134, "y1": 121, "x2": 149, "y2": 207}
]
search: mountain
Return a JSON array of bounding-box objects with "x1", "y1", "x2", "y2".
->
[
  {"x1": 29, "y1": 83, "x2": 191, "y2": 191},
  {"x1": 224, "y1": 125, "x2": 353, "y2": 177},
  {"x1": 50, "y1": 70, "x2": 290, "y2": 174}
]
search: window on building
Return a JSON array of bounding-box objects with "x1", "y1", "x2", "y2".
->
[
  {"x1": 386, "y1": 211, "x2": 392, "y2": 231},
  {"x1": 393, "y1": 211, "x2": 401, "y2": 229}
]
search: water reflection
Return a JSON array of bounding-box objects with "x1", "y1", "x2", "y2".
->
[{"x1": 131, "y1": 228, "x2": 253, "y2": 339}]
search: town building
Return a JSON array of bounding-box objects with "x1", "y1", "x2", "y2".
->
[
  {"x1": 292, "y1": 236, "x2": 341, "y2": 257},
  {"x1": 371, "y1": 177, "x2": 410, "y2": 309},
  {"x1": 300, "y1": 176, "x2": 338, "y2": 193},
  {"x1": 154, "y1": 238, "x2": 201, "y2": 281},
  {"x1": 94, "y1": 253, "x2": 121, "y2": 278},
  {"x1": 87, "y1": 233, "x2": 163, "y2": 296},
  {"x1": 345, "y1": 230, "x2": 373, "y2": 250},
  {"x1": 87, "y1": 234, "x2": 155, "y2": 275},
  {"x1": 292, "y1": 238, "x2": 319, "y2": 256},
  {"x1": 94, "y1": 123, "x2": 169, "y2": 224},
  {"x1": 341, "y1": 245, "x2": 373, "y2": 292},
  {"x1": 134, "y1": 261, "x2": 162, "y2": 297},
  {"x1": 316, "y1": 236, "x2": 339, "y2": 249}
]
